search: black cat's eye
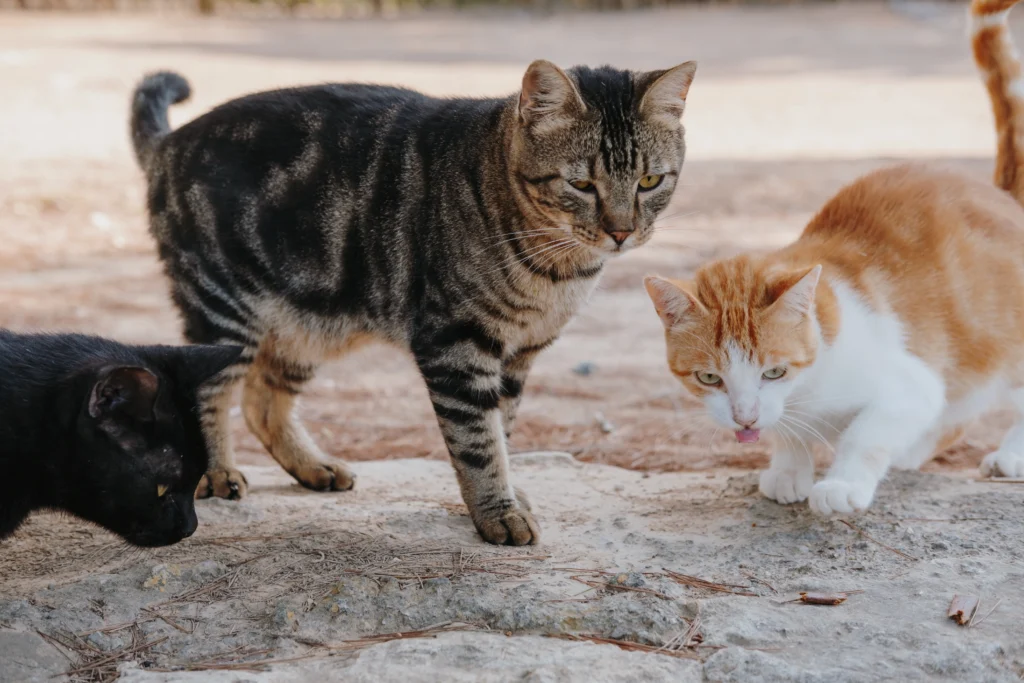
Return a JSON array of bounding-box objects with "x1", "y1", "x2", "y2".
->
[{"x1": 568, "y1": 179, "x2": 596, "y2": 193}]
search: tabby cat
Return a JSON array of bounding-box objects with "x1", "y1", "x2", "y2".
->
[
  {"x1": 644, "y1": 0, "x2": 1024, "y2": 515},
  {"x1": 0, "y1": 330, "x2": 240, "y2": 546},
  {"x1": 129, "y1": 59, "x2": 697, "y2": 545}
]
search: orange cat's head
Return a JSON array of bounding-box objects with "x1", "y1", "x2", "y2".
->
[{"x1": 644, "y1": 256, "x2": 825, "y2": 443}]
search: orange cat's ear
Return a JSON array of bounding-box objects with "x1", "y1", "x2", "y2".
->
[
  {"x1": 770, "y1": 265, "x2": 822, "y2": 319},
  {"x1": 644, "y1": 276, "x2": 700, "y2": 328}
]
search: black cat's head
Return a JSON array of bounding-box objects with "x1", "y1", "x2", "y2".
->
[{"x1": 62, "y1": 344, "x2": 241, "y2": 547}]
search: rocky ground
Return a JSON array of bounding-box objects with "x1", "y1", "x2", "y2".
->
[
  {"x1": 2, "y1": 456, "x2": 1023, "y2": 681},
  {"x1": 2, "y1": 2, "x2": 1024, "y2": 681}
]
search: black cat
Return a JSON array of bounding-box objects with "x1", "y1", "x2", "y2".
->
[{"x1": 0, "y1": 330, "x2": 240, "y2": 547}]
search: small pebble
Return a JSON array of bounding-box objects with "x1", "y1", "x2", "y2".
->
[{"x1": 573, "y1": 362, "x2": 596, "y2": 376}]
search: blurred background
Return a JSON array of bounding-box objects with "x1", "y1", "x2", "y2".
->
[{"x1": 0, "y1": 0, "x2": 1013, "y2": 476}]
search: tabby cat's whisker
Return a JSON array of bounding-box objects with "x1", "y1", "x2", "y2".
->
[
  {"x1": 654, "y1": 209, "x2": 702, "y2": 223},
  {"x1": 490, "y1": 229, "x2": 560, "y2": 245},
  {"x1": 488, "y1": 238, "x2": 577, "y2": 276}
]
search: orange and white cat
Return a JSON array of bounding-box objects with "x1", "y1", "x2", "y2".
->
[{"x1": 645, "y1": 0, "x2": 1024, "y2": 515}]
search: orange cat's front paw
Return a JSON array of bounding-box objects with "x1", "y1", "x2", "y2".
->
[
  {"x1": 981, "y1": 449, "x2": 1024, "y2": 478},
  {"x1": 809, "y1": 479, "x2": 873, "y2": 516},
  {"x1": 759, "y1": 467, "x2": 813, "y2": 504}
]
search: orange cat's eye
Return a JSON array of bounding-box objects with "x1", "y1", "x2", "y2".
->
[
  {"x1": 569, "y1": 179, "x2": 595, "y2": 192},
  {"x1": 695, "y1": 371, "x2": 721, "y2": 386},
  {"x1": 638, "y1": 174, "x2": 663, "y2": 190},
  {"x1": 762, "y1": 367, "x2": 786, "y2": 380}
]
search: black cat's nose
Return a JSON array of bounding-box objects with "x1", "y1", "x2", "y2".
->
[
  {"x1": 180, "y1": 507, "x2": 199, "y2": 538},
  {"x1": 608, "y1": 231, "x2": 632, "y2": 246}
]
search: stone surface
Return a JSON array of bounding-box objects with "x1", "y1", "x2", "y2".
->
[
  {"x1": 0, "y1": 629, "x2": 68, "y2": 683},
  {"x1": 2, "y1": 458, "x2": 1023, "y2": 682}
]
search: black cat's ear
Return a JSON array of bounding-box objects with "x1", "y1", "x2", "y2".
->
[
  {"x1": 88, "y1": 367, "x2": 160, "y2": 422},
  {"x1": 173, "y1": 345, "x2": 244, "y2": 389}
]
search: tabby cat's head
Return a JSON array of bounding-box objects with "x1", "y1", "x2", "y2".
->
[
  {"x1": 644, "y1": 257, "x2": 825, "y2": 443},
  {"x1": 511, "y1": 60, "x2": 697, "y2": 255},
  {"x1": 64, "y1": 344, "x2": 241, "y2": 547}
]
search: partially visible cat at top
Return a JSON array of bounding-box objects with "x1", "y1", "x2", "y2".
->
[
  {"x1": 0, "y1": 331, "x2": 240, "y2": 546},
  {"x1": 129, "y1": 58, "x2": 697, "y2": 545},
  {"x1": 644, "y1": 0, "x2": 1024, "y2": 516}
]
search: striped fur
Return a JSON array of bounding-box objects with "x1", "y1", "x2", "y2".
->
[
  {"x1": 972, "y1": 0, "x2": 1024, "y2": 202},
  {"x1": 130, "y1": 61, "x2": 696, "y2": 545},
  {"x1": 644, "y1": 2, "x2": 1024, "y2": 515}
]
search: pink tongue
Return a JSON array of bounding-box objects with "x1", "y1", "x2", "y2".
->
[{"x1": 736, "y1": 429, "x2": 761, "y2": 444}]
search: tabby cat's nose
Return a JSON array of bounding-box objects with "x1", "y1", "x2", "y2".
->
[{"x1": 608, "y1": 231, "x2": 632, "y2": 245}]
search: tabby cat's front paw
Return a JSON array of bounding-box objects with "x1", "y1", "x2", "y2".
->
[
  {"x1": 472, "y1": 488, "x2": 539, "y2": 546},
  {"x1": 290, "y1": 461, "x2": 356, "y2": 492},
  {"x1": 196, "y1": 467, "x2": 248, "y2": 500},
  {"x1": 809, "y1": 479, "x2": 873, "y2": 515},
  {"x1": 981, "y1": 449, "x2": 1024, "y2": 478},
  {"x1": 759, "y1": 467, "x2": 813, "y2": 504}
]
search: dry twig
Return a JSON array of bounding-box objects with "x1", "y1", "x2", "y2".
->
[
  {"x1": 970, "y1": 599, "x2": 1002, "y2": 628},
  {"x1": 662, "y1": 569, "x2": 756, "y2": 597},
  {"x1": 548, "y1": 633, "x2": 701, "y2": 661},
  {"x1": 838, "y1": 520, "x2": 918, "y2": 561}
]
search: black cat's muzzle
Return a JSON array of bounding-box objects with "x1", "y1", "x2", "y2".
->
[{"x1": 122, "y1": 493, "x2": 199, "y2": 547}]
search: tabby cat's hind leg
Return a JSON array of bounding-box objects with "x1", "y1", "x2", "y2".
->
[{"x1": 241, "y1": 350, "x2": 355, "y2": 492}]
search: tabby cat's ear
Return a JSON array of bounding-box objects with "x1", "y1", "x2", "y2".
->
[
  {"x1": 172, "y1": 344, "x2": 244, "y2": 389},
  {"x1": 88, "y1": 367, "x2": 160, "y2": 422},
  {"x1": 644, "y1": 275, "x2": 702, "y2": 329},
  {"x1": 518, "y1": 60, "x2": 586, "y2": 130},
  {"x1": 770, "y1": 265, "x2": 822, "y2": 320},
  {"x1": 640, "y1": 61, "x2": 698, "y2": 124}
]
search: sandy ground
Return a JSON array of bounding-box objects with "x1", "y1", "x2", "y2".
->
[{"x1": 2, "y1": 2, "x2": 1024, "y2": 680}]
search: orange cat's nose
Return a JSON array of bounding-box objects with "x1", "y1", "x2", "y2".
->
[
  {"x1": 732, "y1": 402, "x2": 760, "y2": 428},
  {"x1": 608, "y1": 231, "x2": 631, "y2": 245}
]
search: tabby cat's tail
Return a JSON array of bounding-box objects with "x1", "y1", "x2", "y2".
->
[
  {"x1": 972, "y1": 0, "x2": 1024, "y2": 204},
  {"x1": 130, "y1": 71, "x2": 191, "y2": 173}
]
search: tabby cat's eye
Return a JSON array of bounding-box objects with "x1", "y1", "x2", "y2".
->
[
  {"x1": 569, "y1": 179, "x2": 595, "y2": 192},
  {"x1": 763, "y1": 367, "x2": 786, "y2": 380},
  {"x1": 638, "y1": 174, "x2": 664, "y2": 191},
  {"x1": 695, "y1": 371, "x2": 722, "y2": 386},
  {"x1": 157, "y1": 484, "x2": 169, "y2": 498}
]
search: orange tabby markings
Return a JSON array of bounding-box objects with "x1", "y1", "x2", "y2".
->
[{"x1": 645, "y1": 0, "x2": 1024, "y2": 514}]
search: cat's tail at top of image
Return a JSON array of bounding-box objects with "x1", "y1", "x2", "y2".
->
[
  {"x1": 972, "y1": 0, "x2": 1024, "y2": 203},
  {"x1": 130, "y1": 71, "x2": 191, "y2": 173}
]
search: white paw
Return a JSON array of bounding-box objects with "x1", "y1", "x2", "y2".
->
[
  {"x1": 809, "y1": 479, "x2": 874, "y2": 516},
  {"x1": 980, "y1": 449, "x2": 1024, "y2": 478},
  {"x1": 759, "y1": 467, "x2": 813, "y2": 504}
]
